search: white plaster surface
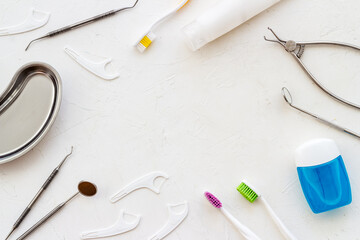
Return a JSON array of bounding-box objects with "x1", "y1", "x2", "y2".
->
[{"x1": 1, "y1": 0, "x2": 360, "y2": 239}]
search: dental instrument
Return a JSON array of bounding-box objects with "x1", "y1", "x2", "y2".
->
[
  {"x1": 64, "y1": 46, "x2": 120, "y2": 80},
  {"x1": 237, "y1": 181, "x2": 297, "y2": 240},
  {"x1": 110, "y1": 171, "x2": 169, "y2": 203},
  {"x1": 281, "y1": 87, "x2": 360, "y2": 139},
  {"x1": 5, "y1": 147, "x2": 73, "y2": 240},
  {"x1": 25, "y1": 0, "x2": 140, "y2": 51},
  {"x1": 135, "y1": 0, "x2": 190, "y2": 53},
  {"x1": 16, "y1": 181, "x2": 97, "y2": 240},
  {"x1": 0, "y1": 8, "x2": 50, "y2": 36},
  {"x1": 148, "y1": 202, "x2": 188, "y2": 240},
  {"x1": 81, "y1": 210, "x2": 141, "y2": 239},
  {"x1": 204, "y1": 192, "x2": 262, "y2": 240},
  {"x1": 265, "y1": 27, "x2": 360, "y2": 110}
]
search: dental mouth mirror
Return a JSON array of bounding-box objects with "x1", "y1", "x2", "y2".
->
[
  {"x1": 5, "y1": 147, "x2": 73, "y2": 240},
  {"x1": 25, "y1": 0, "x2": 139, "y2": 51},
  {"x1": 16, "y1": 181, "x2": 97, "y2": 240},
  {"x1": 282, "y1": 87, "x2": 360, "y2": 139}
]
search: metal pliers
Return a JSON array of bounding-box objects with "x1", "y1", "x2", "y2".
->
[{"x1": 264, "y1": 27, "x2": 360, "y2": 110}]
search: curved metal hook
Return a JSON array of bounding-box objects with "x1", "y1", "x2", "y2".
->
[
  {"x1": 281, "y1": 87, "x2": 293, "y2": 105},
  {"x1": 25, "y1": 36, "x2": 48, "y2": 51},
  {"x1": 56, "y1": 146, "x2": 73, "y2": 170},
  {"x1": 115, "y1": 0, "x2": 140, "y2": 13}
]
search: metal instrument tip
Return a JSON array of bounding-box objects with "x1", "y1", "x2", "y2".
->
[
  {"x1": 281, "y1": 87, "x2": 293, "y2": 105},
  {"x1": 69, "y1": 146, "x2": 74, "y2": 154},
  {"x1": 25, "y1": 40, "x2": 35, "y2": 51},
  {"x1": 56, "y1": 146, "x2": 74, "y2": 169},
  {"x1": 264, "y1": 27, "x2": 287, "y2": 48},
  {"x1": 5, "y1": 227, "x2": 15, "y2": 240},
  {"x1": 25, "y1": 36, "x2": 47, "y2": 51}
]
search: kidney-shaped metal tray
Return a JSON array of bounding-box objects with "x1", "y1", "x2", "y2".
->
[{"x1": 0, "y1": 62, "x2": 62, "y2": 163}]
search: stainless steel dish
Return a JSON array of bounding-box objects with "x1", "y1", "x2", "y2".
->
[{"x1": 0, "y1": 62, "x2": 62, "y2": 163}]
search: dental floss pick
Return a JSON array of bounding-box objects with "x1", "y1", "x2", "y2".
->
[
  {"x1": 64, "y1": 46, "x2": 120, "y2": 80},
  {"x1": 81, "y1": 210, "x2": 141, "y2": 239},
  {"x1": 110, "y1": 171, "x2": 169, "y2": 203},
  {"x1": 0, "y1": 8, "x2": 50, "y2": 36},
  {"x1": 148, "y1": 202, "x2": 188, "y2": 240}
]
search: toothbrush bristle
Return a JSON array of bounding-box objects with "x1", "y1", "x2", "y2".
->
[
  {"x1": 237, "y1": 182, "x2": 258, "y2": 203},
  {"x1": 204, "y1": 192, "x2": 222, "y2": 208},
  {"x1": 140, "y1": 35, "x2": 152, "y2": 47},
  {"x1": 136, "y1": 32, "x2": 156, "y2": 53}
]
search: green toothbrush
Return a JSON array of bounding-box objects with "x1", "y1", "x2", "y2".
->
[{"x1": 237, "y1": 181, "x2": 298, "y2": 240}]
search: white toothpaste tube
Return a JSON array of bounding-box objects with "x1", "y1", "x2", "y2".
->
[{"x1": 182, "y1": 0, "x2": 280, "y2": 51}]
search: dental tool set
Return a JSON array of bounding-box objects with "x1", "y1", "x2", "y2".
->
[{"x1": 2, "y1": 0, "x2": 360, "y2": 239}]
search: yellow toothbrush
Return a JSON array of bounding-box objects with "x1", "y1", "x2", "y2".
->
[{"x1": 136, "y1": 0, "x2": 190, "y2": 53}]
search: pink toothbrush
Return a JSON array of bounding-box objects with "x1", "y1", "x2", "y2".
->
[{"x1": 204, "y1": 192, "x2": 262, "y2": 240}]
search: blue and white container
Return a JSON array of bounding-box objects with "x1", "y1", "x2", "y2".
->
[{"x1": 296, "y1": 138, "x2": 352, "y2": 214}]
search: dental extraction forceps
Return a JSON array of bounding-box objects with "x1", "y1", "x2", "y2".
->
[{"x1": 264, "y1": 27, "x2": 360, "y2": 110}]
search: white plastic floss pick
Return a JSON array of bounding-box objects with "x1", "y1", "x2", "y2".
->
[
  {"x1": 182, "y1": 0, "x2": 280, "y2": 51},
  {"x1": 110, "y1": 171, "x2": 169, "y2": 203},
  {"x1": 0, "y1": 8, "x2": 50, "y2": 36},
  {"x1": 148, "y1": 202, "x2": 188, "y2": 240},
  {"x1": 81, "y1": 210, "x2": 141, "y2": 239},
  {"x1": 64, "y1": 46, "x2": 120, "y2": 80}
]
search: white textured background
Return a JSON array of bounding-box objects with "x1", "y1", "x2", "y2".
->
[{"x1": 1, "y1": 0, "x2": 360, "y2": 239}]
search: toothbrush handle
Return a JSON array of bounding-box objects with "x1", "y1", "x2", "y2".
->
[
  {"x1": 221, "y1": 208, "x2": 262, "y2": 240},
  {"x1": 152, "y1": 0, "x2": 189, "y2": 29},
  {"x1": 260, "y1": 198, "x2": 298, "y2": 240}
]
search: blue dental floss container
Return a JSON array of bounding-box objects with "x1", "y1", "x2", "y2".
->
[{"x1": 296, "y1": 139, "x2": 352, "y2": 214}]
